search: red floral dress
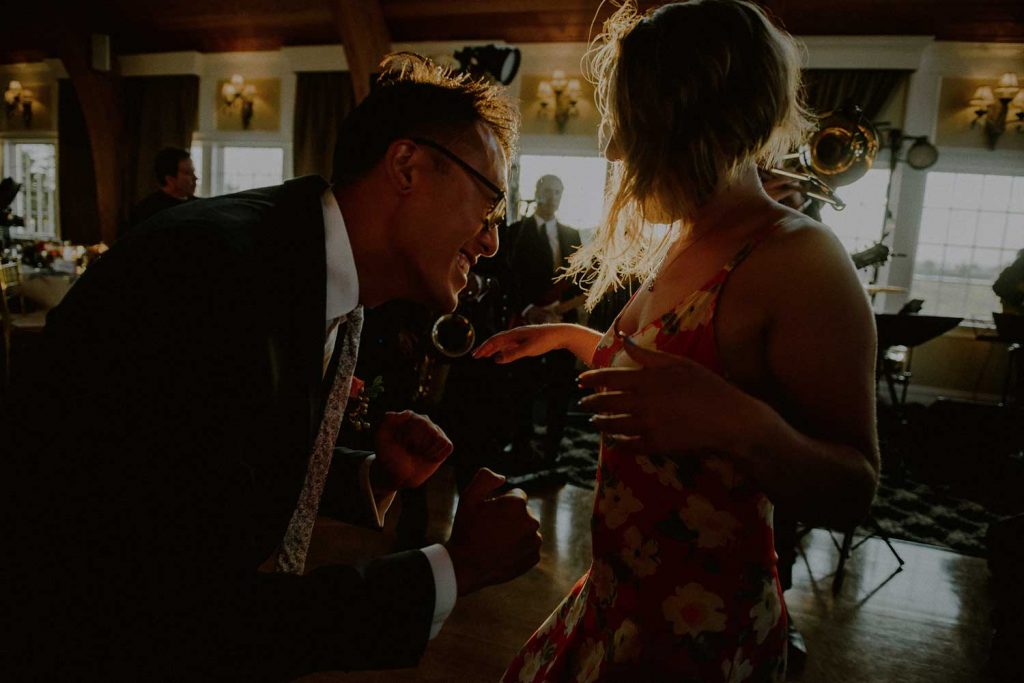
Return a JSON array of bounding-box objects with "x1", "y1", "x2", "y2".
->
[{"x1": 502, "y1": 226, "x2": 787, "y2": 683}]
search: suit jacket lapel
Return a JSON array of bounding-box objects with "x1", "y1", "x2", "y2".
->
[{"x1": 270, "y1": 176, "x2": 331, "y2": 448}]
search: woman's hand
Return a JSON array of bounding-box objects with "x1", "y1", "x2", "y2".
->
[
  {"x1": 578, "y1": 337, "x2": 767, "y2": 456},
  {"x1": 473, "y1": 324, "x2": 564, "y2": 363}
]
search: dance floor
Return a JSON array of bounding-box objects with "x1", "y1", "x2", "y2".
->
[{"x1": 299, "y1": 467, "x2": 993, "y2": 683}]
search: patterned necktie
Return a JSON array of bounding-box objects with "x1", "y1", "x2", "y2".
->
[{"x1": 275, "y1": 306, "x2": 364, "y2": 574}]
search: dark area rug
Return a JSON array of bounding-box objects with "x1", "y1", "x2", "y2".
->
[{"x1": 531, "y1": 400, "x2": 1024, "y2": 558}]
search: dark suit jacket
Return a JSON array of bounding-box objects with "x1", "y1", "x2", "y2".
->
[
  {"x1": 4, "y1": 176, "x2": 435, "y2": 680},
  {"x1": 501, "y1": 214, "x2": 582, "y2": 322}
]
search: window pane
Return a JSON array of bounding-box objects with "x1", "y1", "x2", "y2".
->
[
  {"x1": 516, "y1": 155, "x2": 609, "y2": 235},
  {"x1": 5, "y1": 142, "x2": 58, "y2": 237},
  {"x1": 221, "y1": 147, "x2": 284, "y2": 194},
  {"x1": 1005, "y1": 214, "x2": 1024, "y2": 250},
  {"x1": 971, "y1": 247, "x2": 1003, "y2": 280},
  {"x1": 913, "y1": 244, "x2": 944, "y2": 277},
  {"x1": 918, "y1": 207, "x2": 949, "y2": 245},
  {"x1": 947, "y1": 209, "x2": 976, "y2": 247},
  {"x1": 923, "y1": 172, "x2": 955, "y2": 209},
  {"x1": 1010, "y1": 177, "x2": 1024, "y2": 213},
  {"x1": 981, "y1": 175, "x2": 1012, "y2": 211},
  {"x1": 975, "y1": 211, "x2": 1006, "y2": 249},
  {"x1": 951, "y1": 173, "x2": 983, "y2": 210}
]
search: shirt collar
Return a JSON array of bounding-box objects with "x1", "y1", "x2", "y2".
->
[
  {"x1": 535, "y1": 214, "x2": 556, "y2": 231},
  {"x1": 322, "y1": 188, "x2": 359, "y2": 321}
]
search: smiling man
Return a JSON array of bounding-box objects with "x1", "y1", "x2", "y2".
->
[{"x1": 6, "y1": 55, "x2": 540, "y2": 680}]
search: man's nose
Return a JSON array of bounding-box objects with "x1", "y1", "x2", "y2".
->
[{"x1": 478, "y1": 224, "x2": 499, "y2": 259}]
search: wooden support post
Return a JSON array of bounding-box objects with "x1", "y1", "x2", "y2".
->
[
  {"x1": 334, "y1": 0, "x2": 392, "y2": 103},
  {"x1": 54, "y1": 26, "x2": 124, "y2": 245}
]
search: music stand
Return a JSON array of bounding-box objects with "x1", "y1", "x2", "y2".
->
[
  {"x1": 829, "y1": 314, "x2": 962, "y2": 594},
  {"x1": 875, "y1": 314, "x2": 963, "y2": 408}
]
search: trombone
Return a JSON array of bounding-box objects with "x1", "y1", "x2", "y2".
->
[{"x1": 770, "y1": 104, "x2": 880, "y2": 211}]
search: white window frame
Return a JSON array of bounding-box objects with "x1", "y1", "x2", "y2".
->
[{"x1": 1, "y1": 133, "x2": 60, "y2": 240}]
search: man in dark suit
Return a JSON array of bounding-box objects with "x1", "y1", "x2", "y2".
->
[
  {"x1": 127, "y1": 146, "x2": 199, "y2": 232},
  {"x1": 4, "y1": 56, "x2": 541, "y2": 680},
  {"x1": 502, "y1": 174, "x2": 583, "y2": 463}
]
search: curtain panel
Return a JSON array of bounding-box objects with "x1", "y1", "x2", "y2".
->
[
  {"x1": 293, "y1": 72, "x2": 355, "y2": 181},
  {"x1": 119, "y1": 75, "x2": 200, "y2": 236}
]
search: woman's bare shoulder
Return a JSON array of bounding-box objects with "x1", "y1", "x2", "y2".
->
[{"x1": 734, "y1": 209, "x2": 868, "y2": 310}]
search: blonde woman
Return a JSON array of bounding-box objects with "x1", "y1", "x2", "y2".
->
[{"x1": 475, "y1": 1, "x2": 879, "y2": 680}]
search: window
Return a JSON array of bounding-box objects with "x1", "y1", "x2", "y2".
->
[
  {"x1": 912, "y1": 172, "x2": 1024, "y2": 323},
  {"x1": 187, "y1": 141, "x2": 287, "y2": 197},
  {"x1": 219, "y1": 146, "x2": 284, "y2": 194},
  {"x1": 516, "y1": 155, "x2": 609, "y2": 234},
  {"x1": 2, "y1": 140, "x2": 58, "y2": 238},
  {"x1": 821, "y1": 168, "x2": 891, "y2": 255},
  {"x1": 189, "y1": 141, "x2": 204, "y2": 194}
]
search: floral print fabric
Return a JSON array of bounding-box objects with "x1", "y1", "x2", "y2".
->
[{"x1": 502, "y1": 227, "x2": 786, "y2": 683}]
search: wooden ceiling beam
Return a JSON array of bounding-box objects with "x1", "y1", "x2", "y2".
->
[
  {"x1": 382, "y1": 0, "x2": 599, "y2": 19},
  {"x1": 334, "y1": 0, "x2": 392, "y2": 103}
]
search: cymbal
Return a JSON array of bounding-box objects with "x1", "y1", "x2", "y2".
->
[{"x1": 865, "y1": 285, "x2": 907, "y2": 295}]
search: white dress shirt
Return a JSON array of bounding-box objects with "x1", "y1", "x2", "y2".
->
[
  {"x1": 536, "y1": 215, "x2": 561, "y2": 269},
  {"x1": 321, "y1": 188, "x2": 457, "y2": 639}
]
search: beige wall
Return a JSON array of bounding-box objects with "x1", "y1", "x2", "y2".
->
[
  {"x1": 907, "y1": 327, "x2": 1013, "y2": 401},
  {"x1": 936, "y1": 76, "x2": 1024, "y2": 152}
]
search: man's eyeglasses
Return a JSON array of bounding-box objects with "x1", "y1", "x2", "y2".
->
[{"x1": 411, "y1": 137, "x2": 506, "y2": 232}]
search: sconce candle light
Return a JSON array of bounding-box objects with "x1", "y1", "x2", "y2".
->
[
  {"x1": 221, "y1": 74, "x2": 256, "y2": 129},
  {"x1": 537, "y1": 70, "x2": 582, "y2": 134},
  {"x1": 968, "y1": 72, "x2": 1023, "y2": 149},
  {"x1": 4, "y1": 80, "x2": 33, "y2": 128}
]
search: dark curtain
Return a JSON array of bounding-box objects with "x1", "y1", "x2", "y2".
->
[
  {"x1": 120, "y1": 75, "x2": 200, "y2": 234},
  {"x1": 803, "y1": 69, "x2": 911, "y2": 121},
  {"x1": 293, "y1": 72, "x2": 355, "y2": 180},
  {"x1": 58, "y1": 80, "x2": 101, "y2": 245}
]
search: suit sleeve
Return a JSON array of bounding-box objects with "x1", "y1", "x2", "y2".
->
[{"x1": 319, "y1": 447, "x2": 393, "y2": 528}]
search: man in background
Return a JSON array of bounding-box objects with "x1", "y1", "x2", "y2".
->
[
  {"x1": 128, "y1": 146, "x2": 198, "y2": 230},
  {"x1": 502, "y1": 174, "x2": 583, "y2": 465}
]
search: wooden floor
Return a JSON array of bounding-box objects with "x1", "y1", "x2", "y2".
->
[{"x1": 299, "y1": 467, "x2": 995, "y2": 683}]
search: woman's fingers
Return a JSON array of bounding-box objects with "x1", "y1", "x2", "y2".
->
[
  {"x1": 578, "y1": 367, "x2": 645, "y2": 391},
  {"x1": 578, "y1": 390, "x2": 635, "y2": 414}
]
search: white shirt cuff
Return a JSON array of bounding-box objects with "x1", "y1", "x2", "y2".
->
[
  {"x1": 358, "y1": 455, "x2": 396, "y2": 528},
  {"x1": 420, "y1": 544, "x2": 457, "y2": 639}
]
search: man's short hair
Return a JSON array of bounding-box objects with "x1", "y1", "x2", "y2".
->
[
  {"x1": 332, "y1": 53, "x2": 519, "y2": 187},
  {"x1": 536, "y1": 174, "x2": 564, "y2": 191},
  {"x1": 154, "y1": 147, "x2": 191, "y2": 186}
]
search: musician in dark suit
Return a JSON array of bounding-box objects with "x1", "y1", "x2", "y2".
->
[
  {"x1": 503, "y1": 174, "x2": 583, "y2": 462},
  {"x1": 4, "y1": 56, "x2": 541, "y2": 680}
]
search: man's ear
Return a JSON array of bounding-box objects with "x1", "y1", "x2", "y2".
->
[{"x1": 384, "y1": 140, "x2": 418, "y2": 194}]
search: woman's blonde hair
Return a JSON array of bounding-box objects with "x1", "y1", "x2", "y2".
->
[{"x1": 567, "y1": 0, "x2": 814, "y2": 308}]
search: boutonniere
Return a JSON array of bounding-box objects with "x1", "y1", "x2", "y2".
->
[{"x1": 346, "y1": 375, "x2": 384, "y2": 431}]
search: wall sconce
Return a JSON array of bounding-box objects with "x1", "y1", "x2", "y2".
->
[
  {"x1": 968, "y1": 72, "x2": 1023, "y2": 149},
  {"x1": 221, "y1": 74, "x2": 256, "y2": 129},
  {"x1": 537, "y1": 70, "x2": 582, "y2": 134},
  {"x1": 4, "y1": 80, "x2": 33, "y2": 128}
]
